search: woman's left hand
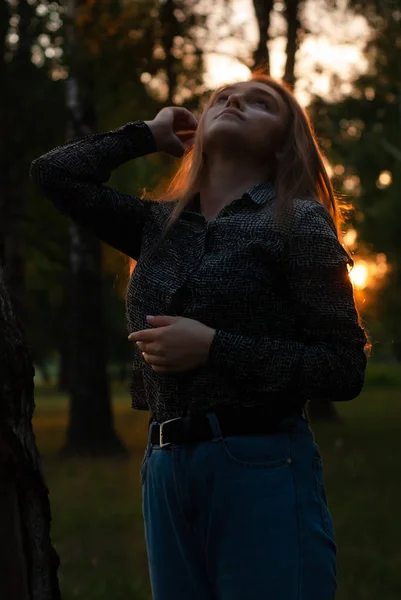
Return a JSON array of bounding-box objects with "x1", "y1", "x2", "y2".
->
[{"x1": 128, "y1": 315, "x2": 216, "y2": 374}]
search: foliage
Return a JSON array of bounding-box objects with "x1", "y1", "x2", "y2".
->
[{"x1": 309, "y1": 6, "x2": 401, "y2": 359}]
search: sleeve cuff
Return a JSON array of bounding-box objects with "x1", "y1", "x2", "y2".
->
[{"x1": 122, "y1": 120, "x2": 158, "y2": 157}]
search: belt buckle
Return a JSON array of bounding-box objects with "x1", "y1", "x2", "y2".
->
[{"x1": 159, "y1": 417, "x2": 182, "y2": 448}]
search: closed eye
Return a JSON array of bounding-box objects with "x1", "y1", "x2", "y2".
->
[
  {"x1": 214, "y1": 92, "x2": 276, "y2": 111},
  {"x1": 251, "y1": 98, "x2": 271, "y2": 108}
]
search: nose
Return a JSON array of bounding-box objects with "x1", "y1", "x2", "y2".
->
[{"x1": 225, "y1": 93, "x2": 243, "y2": 110}]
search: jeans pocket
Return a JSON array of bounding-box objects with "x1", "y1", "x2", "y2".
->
[
  {"x1": 313, "y1": 456, "x2": 335, "y2": 539},
  {"x1": 221, "y1": 432, "x2": 292, "y2": 470}
]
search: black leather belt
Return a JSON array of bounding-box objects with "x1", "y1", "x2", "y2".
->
[{"x1": 149, "y1": 406, "x2": 304, "y2": 448}]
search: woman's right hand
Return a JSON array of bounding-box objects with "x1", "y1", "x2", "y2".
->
[{"x1": 144, "y1": 107, "x2": 198, "y2": 158}]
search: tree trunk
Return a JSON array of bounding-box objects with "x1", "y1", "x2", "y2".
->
[
  {"x1": 58, "y1": 333, "x2": 71, "y2": 392},
  {"x1": 62, "y1": 218, "x2": 127, "y2": 457},
  {"x1": 0, "y1": 260, "x2": 61, "y2": 599},
  {"x1": 57, "y1": 275, "x2": 72, "y2": 393},
  {"x1": 160, "y1": 0, "x2": 179, "y2": 104},
  {"x1": 61, "y1": 0, "x2": 127, "y2": 457},
  {"x1": 0, "y1": 476, "x2": 30, "y2": 600},
  {"x1": 283, "y1": 0, "x2": 301, "y2": 90},
  {"x1": 252, "y1": 0, "x2": 274, "y2": 73}
]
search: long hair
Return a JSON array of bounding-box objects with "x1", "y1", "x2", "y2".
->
[
  {"x1": 129, "y1": 71, "x2": 348, "y2": 278},
  {"x1": 127, "y1": 70, "x2": 370, "y2": 352}
]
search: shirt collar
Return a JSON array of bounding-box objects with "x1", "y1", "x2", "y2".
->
[
  {"x1": 245, "y1": 181, "x2": 276, "y2": 205},
  {"x1": 188, "y1": 181, "x2": 275, "y2": 212}
]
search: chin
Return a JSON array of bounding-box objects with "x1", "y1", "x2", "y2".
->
[{"x1": 205, "y1": 123, "x2": 245, "y2": 145}]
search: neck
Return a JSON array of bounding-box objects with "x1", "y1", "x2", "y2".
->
[{"x1": 199, "y1": 153, "x2": 270, "y2": 218}]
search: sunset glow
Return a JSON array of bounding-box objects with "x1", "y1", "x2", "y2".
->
[
  {"x1": 345, "y1": 228, "x2": 390, "y2": 293},
  {"x1": 203, "y1": 0, "x2": 369, "y2": 105},
  {"x1": 350, "y1": 263, "x2": 369, "y2": 289},
  {"x1": 349, "y1": 255, "x2": 390, "y2": 291}
]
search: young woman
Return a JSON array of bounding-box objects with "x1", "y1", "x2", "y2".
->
[{"x1": 31, "y1": 73, "x2": 367, "y2": 600}]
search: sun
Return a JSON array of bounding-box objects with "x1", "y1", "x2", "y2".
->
[{"x1": 349, "y1": 263, "x2": 369, "y2": 289}]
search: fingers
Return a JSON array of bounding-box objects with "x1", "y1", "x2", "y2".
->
[
  {"x1": 141, "y1": 352, "x2": 169, "y2": 366},
  {"x1": 129, "y1": 329, "x2": 159, "y2": 343},
  {"x1": 135, "y1": 340, "x2": 169, "y2": 364},
  {"x1": 173, "y1": 107, "x2": 198, "y2": 131},
  {"x1": 150, "y1": 364, "x2": 175, "y2": 374},
  {"x1": 134, "y1": 339, "x2": 182, "y2": 372},
  {"x1": 136, "y1": 341, "x2": 163, "y2": 356},
  {"x1": 176, "y1": 131, "x2": 196, "y2": 145},
  {"x1": 142, "y1": 352, "x2": 183, "y2": 373},
  {"x1": 136, "y1": 345, "x2": 189, "y2": 374},
  {"x1": 177, "y1": 137, "x2": 195, "y2": 153},
  {"x1": 176, "y1": 130, "x2": 196, "y2": 138}
]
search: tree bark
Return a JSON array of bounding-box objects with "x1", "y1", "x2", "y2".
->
[
  {"x1": 160, "y1": 0, "x2": 179, "y2": 104},
  {"x1": 0, "y1": 477, "x2": 30, "y2": 600},
  {"x1": 57, "y1": 274, "x2": 72, "y2": 393},
  {"x1": 0, "y1": 260, "x2": 61, "y2": 599},
  {"x1": 58, "y1": 331, "x2": 71, "y2": 393},
  {"x1": 61, "y1": 0, "x2": 127, "y2": 457},
  {"x1": 283, "y1": 0, "x2": 301, "y2": 90},
  {"x1": 252, "y1": 0, "x2": 274, "y2": 73}
]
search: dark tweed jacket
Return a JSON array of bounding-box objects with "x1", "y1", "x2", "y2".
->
[{"x1": 30, "y1": 120, "x2": 367, "y2": 422}]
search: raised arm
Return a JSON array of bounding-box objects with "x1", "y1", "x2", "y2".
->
[
  {"x1": 30, "y1": 107, "x2": 198, "y2": 259},
  {"x1": 29, "y1": 121, "x2": 158, "y2": 259},
  {"x1": 207, "y1": 200, "x2": 367, "y2": 403}
]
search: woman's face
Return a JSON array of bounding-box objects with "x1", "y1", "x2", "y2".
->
[{"x1": 202, "y1": 81, "x2": 290, "y2": 162}]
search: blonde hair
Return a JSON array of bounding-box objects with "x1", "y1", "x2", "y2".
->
[
  {"x1": 129, "y1": 70, "x2": 349, "y2": 274},
  {"x1": 127, "y1": 71, "x2": 369, "y2": 351}
]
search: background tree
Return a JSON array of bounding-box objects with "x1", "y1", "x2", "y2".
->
[
  {"x1": 311, "y1": 1, "x2": 401, "y2": 362},
  {"x1": 1, "y1": 0, "x2": 63, "y2": 324},
  {"x1": 0, "y1": 251, "x2": 60, "y2": 599},
  {"x1": 283, "y1": 0, "x2": 302, "y2": 89},
  {"x1": 252, "y1": 0, "x2": 275, "y2": 72},
  {"x1": 59, "y1": 0, "x2": 127, "y2": 457}
]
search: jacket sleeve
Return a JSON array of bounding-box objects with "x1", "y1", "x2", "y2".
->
[
  {"x1": 207, "y1": 201, "x2": 367, "y2": 402},
  {"x1": 29, "y1": 120, "x2": 157, "y2": 259}
]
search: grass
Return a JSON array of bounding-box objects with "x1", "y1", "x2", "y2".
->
[{"x1": 32, "y1": 370, "x2": 401, "y2": 600}]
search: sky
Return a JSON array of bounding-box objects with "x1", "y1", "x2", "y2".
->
[
  {"x1": 202, "y1": 0, "x2": 370, "y2": 105},
  {"x1": 7, "y1": 0, "x2": 371, "y2": 106}
]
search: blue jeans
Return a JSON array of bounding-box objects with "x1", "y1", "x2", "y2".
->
[{"x1": 140, "y1": 412, "x2": 337, "y2": 600}]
